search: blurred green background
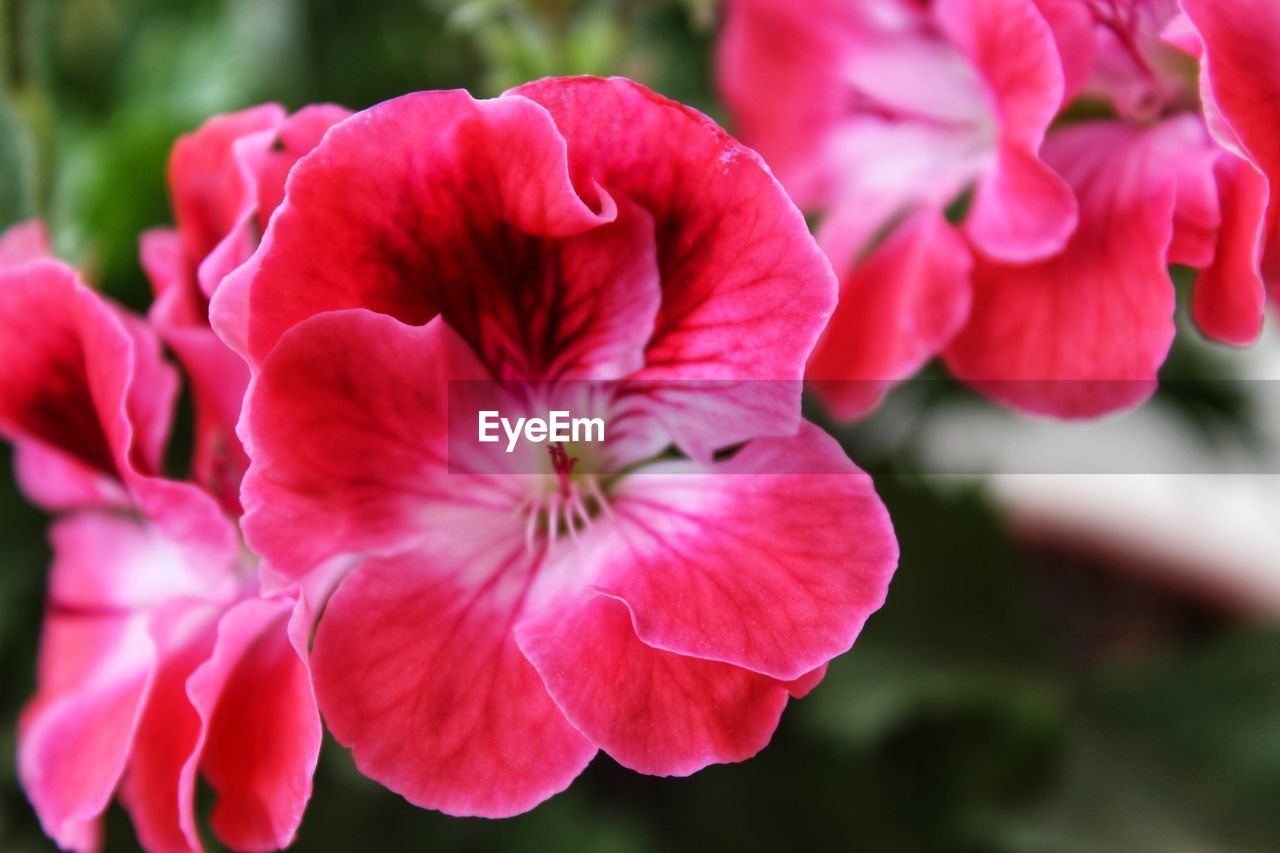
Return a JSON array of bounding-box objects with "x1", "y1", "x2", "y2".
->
[{"x1": 2, "y1": 1, "x2": 1278, "y2": 850}]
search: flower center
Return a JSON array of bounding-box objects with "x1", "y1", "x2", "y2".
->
[{"x1": 520, "y1": 442, "x2": 612, "y2": 552}]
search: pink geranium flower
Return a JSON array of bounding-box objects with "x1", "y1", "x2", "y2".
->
[
  {"x1": 141, "y1": 103, "x2": 349, "y2": 512},
  {"x1": 719, "y1": 0, "x2": 1275, "y2": 417},
  {"x1": 213, "y1": 77, "x2": 899, "y2": 816},
  {"x1": 0, "y1": 212, "x2": 321, "y2": 850}
]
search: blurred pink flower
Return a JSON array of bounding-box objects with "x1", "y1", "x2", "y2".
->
[
  {"x1": 216, "y1": 77, "x2": 898, "y2": 816},
  {"x1": 720, "y1": 0, "x2": 1275, "y2": 417},
  {"x1": 0, "y1": 231, "x2": 320, "y2": 850},
  {"x1": 140, "y1": 103, "x2": 349, "y2": 513}
]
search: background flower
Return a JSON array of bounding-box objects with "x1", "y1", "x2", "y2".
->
[{"x1": 720, "y1": 0, "x2": 1275, "y2": 417}]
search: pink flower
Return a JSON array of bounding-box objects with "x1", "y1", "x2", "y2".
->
[
  {"x1": 719, "y1": 0, "x2": 1275, "y2": 417},
  {"x1": 214, "y1": 77, "x2": 898, "y2": 816},
  {"x1": 141, "y1": 103, "x2": 349, "y2": 512},
  {"x1": 0, "y1": 232, "x2": 320, "y2": 852},
  {"x1": 1180, "y1": 0, "x2": 1280, "y2": 305}
]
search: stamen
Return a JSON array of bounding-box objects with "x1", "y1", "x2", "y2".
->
[{"x1": 548, "y1": 443, "x2": 578, "y2": 496}]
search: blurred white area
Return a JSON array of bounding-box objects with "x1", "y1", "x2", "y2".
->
[{"x1": 912, "y1": 330, "x2": 1280, "y2": 616}]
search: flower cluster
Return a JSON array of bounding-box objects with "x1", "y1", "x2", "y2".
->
[
  {"x1": 719, "y1": 0, "x2": 1280, "y2": 417},
  {"x1": 0, "y1": 77, "x2": 899, "y2": 851}
]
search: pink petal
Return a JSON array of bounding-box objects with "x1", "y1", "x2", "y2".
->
[
  {"x1": 251, "y1": 103, "x2": 354, "y2": 233},
  {"x1": 715, "y1": 0, "x2": 881, "y2": 210},
  {"x1": 0, "y1": 256, "x2": 238, "y2": 566},
  {"x1": 551, "y1": 422, "x2": 897, "y2": 682},
  {"x1": 1192, "y1": 154, "x2": 1269, "y2": 345},
  {"x1": 312, "y1": 545, "x2": 595, "y2": 817},
  {"x1": 18, "y1": 600, "x2": 155, "y2": 851},
  {"x1": 516, "y1": 593, "x2": 790, "y2": 776},
  {"x1": 11, "y1": 441, "x2": 129, "y2": 512},
  {"x1": 0, "y1": 220, "x2": 52, "y2": 266},
  {"x1": 240, "y1": 310, "x2": 473, "y2": 577},
  {"x1": 168, "y1": 104, "x2": 287, "y2": 270},
  {"x1": 1167, "y1": 140, "x2": 1222, "y2": 268},
  {"x1": 197, "y1": 103, "x2": 351, "y2": 301},
  {"x1": 0, "y1": 263, "x2": 130, "y2": 481},
  {"x1": 1031, "y1": 0, "x2": 1097, "y2": 101},
  {"x1": 814, "y1": 123, "x2": 984, "y2": 277},
  {"x1": 225, "y1": 89, "x2": 614, "y2": 367},
  {"x1": 937, "y1": 0, "x2": 1078, "y2": 261},
  {"x1": 944, "y1": 119, "x2": 1196, "y2": 417},
  {"x1": 511, "y1": 77, "x2": 838, "y2": 454},
  {"x1": 783, "y1": 665, "x2": 828, "y2": 700},
  {"x1": 142, "y1": 228, "x2": 251, "y2": 511},
  {"x1": 1181, "y1": 0, "x2": 1280, "y2": 180},
  {"x1": 0, "y1": 260, "x2": 173, "y2": 496},
  {"x1": 119, "y1": 601, "x2": 222, "y2": 853},
  {"x1": 1181, "y1": 0, "x2": 1280, "y2": 304},
  {"x1": 187, "y1": 596, "x2": 320, "y2": 851},
  {"x1": 807, "y1": 208, "x2": 973, "y2": 419},
  {"x1": 46, "y1": 512, "x2": 237, "y2": 611}
]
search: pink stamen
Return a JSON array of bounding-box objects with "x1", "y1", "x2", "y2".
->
[{"x1": 548, "y1": 443, "x2": 578, "y2": 497}]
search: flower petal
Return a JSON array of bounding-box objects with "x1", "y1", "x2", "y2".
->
[
  {"x1": 715, "y1": 0, "x2": 875, "y2": 211},
  {"x1": 513, "y1": 77, "x2": 838, "y2": 454},
  {"x1": 807, "y1": 208, "x2": 973, "y2": 419},
  {"x1": 1181, "y1": 0, "x2": 1280, "y2": 304},
  {"x1": 538, "y1": 422, "x2": 897, "y2": 682},
  {"x1": 142, "y1": 228, "x2": 251, "y2": 511},
  {"x1": 18, "y1": 564, "x2": 156, "y2": 851},
  {"x1": 240, "y1": 310, "x2": 511, "y2": 577},
  {"x1": 187, "y1": 596, "x2": 320, "y2": 851},
  {"x1": 120, "y1": 602, "x2": 222, "y2": 853},
  {"x1": 936, "y1": 0, "x2": 1078, "y2": 261},
  {"x1": 944, "y1": 119, "x2": 1195, "y2": 417},
  {"x1": 1191, "y1": 154, "x2": 1269, "y2": 345},
  {"x1": 225, "y1": 89, "x2": 615, "y2": 368},
  {"x1": 312, "y1": 544, "x2": 596, "y2": 817},
  {"x1": 516, "y1": 592, "x2": 790, "y2": 776},
  {"x1": 168, "y1": 104, "x2": 287, "y2": 271},
  {"x1": 197, "y1": 103, "x2": 351, "y2": 302},
  {"x1": 0, "y1": 220, "x2": 52, "y2": 266}
]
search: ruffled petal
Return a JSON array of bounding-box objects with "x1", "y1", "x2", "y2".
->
[
  {"x1": 0, "y1": 260, "x2": 233, "y2": 560},
  {"x1": 0, "y1": 220, "x2": 52, "y2": 266},
  {"x1": 532, "y1": 423, "x2": 897, "y2": 682},
  {"x1": 516, "y1": 593, "x2": 790, "y2": 776},
  {"x1": 511, "y1": 77, "x2": 838, "y2": 454},
  {"x1": 142, "y1": 228, "x2": 251, "y2": 511},
  {"x1": 18, "y1": 558, "x2": 156, "y2": 852},
  {"x1": 936, "y1": 0, "x2": 1078, "y2": 261},
  {"x1": 311, "y1": 543, "x2": 595, "y2": 817},
  {"x1": 944, "y1": 119, "x2": 1196, "y2": 417},
  {"x1": 715, "y1": 0, "x2": 876, "y2": 210},
  {"x1": 1191, "y1": 153, "x2": 1269, "y2": 344},
  {"x1": 224, "y1": 89, "x2": 615, "y2": 367},
  {"x1": 1181, "y1": 0, "x2": 1280, "y2": 304},
  {"x1": 807, "y1": 208, "x2": 972, "y2": 419},
  {"x1": 0, "y1": 262, "x2": 136, "y2": 483},
  {"x1": 197, "y1": 103, "x2": 351, "y2": 301},
  {"x1": 240, "y1": 311, "x2": 506, "y2": 577},
  {"x1": 168, "y1": 104, "x2": 287, "y2": 270},
  {"x1": 120, "y1": 602, "x2": 222, "y2": 853},
  {"x1": 187, "y1": 596, "x2": 320, "y2": 851}
]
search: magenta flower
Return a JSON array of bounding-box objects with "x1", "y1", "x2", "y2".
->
[
  {"x1": 0, "y1": 217, "x2": 322, "y2": 849},
  {"x1": 141, "y1": 103, "x2": 349, "y2": 513},
  {"x1": 719, "y1": 0, "x2": 1276, "y2": 417},
  {"x1": 213, "y1": 77, "x2": 898, "y2": 816}
]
